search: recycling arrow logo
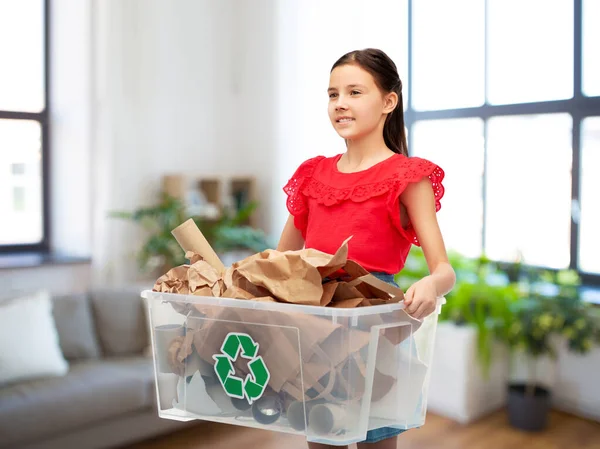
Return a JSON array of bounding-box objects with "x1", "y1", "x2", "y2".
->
[{"x1": 212, "y1": 332, "x2": 270, "y2": 404}]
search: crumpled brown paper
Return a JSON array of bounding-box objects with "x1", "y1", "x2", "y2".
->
[
  {"x1": 153, "y1": 251, "x2": 224, "y2": 297},
  {"x1": 153, "y1": 238, "x2": 405, "y2": 307}
]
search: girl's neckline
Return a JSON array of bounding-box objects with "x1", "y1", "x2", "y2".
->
[{"x1": 333, "y1": 152, "x2": 401, "y2": 175}]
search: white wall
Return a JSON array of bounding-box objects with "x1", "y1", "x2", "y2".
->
[
  {"x1": 90, "y1": 0, "x2": 279, "y2": 285},
  {"x1": 50, "y1": 0, "x2": 93, "y2": 257}
]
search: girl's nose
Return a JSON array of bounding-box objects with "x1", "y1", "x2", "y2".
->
[{"x1": 335, "y1": 99, "x2": 348, "y2": 111}]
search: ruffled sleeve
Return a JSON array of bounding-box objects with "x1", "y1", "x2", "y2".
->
[
  {"x1": 283, "y1": 156, "x2": 325, "y2": 237},
  {"x1": 387, "y1": 156, "x2": 445, "y2": 246}
]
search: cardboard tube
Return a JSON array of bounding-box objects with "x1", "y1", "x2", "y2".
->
[
  {"x1": 171, "y1": 218, "x2": 226, "y2": 274},
  {"x1": 156, "y1": 373, "x2": 179, "y2": 410},
  {"x1": 286, "y1": 400, "x2": 325, "y2": 431},
  {"x1": 154, "y1": 324, "x2": 185, "y2": 373},
  {"x1": 252, "y1": 393, "x2": 283, "y2": 425},
  {"x1": 308, "y1": 404, "x2": 348, "y2": 435}
]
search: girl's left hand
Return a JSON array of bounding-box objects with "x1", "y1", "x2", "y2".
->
[{"x1": 404, "y1": 276, "x2": 438, "y2": 320}]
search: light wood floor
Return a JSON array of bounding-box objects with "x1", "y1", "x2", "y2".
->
[{"x1": 126, "y1": 410, "x2": 600, "y2": 449}]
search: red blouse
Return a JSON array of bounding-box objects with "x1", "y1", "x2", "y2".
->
[{"x1": 283, "y1": 153, "x2": 445, "y2": 274}]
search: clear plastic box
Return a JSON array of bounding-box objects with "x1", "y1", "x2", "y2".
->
[{"x1": 143, "y1": 290, "x2": 445, "y2": 446}]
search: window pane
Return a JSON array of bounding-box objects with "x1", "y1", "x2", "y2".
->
[
  {"x1": 486, "y1": 114, "x2": 572, "y2": 268},
  {"x1": 412, "y1": 0, "x2": 484, "y2": 111},
  {"x1": 0, "y1": 0, "x2": 45, "y2": 112},
  {"x1": 412, "y1": 118, "x2": 484, "y2": 258},
  {"x1": 579, "y1": 117, "x2": 600, "y2": 274},
  {"x1": 583, "y1": 0, "x2": 600, "y2": 96},
  {"x1": 487, "y1": 0, "x2": 573, "y2": 105},
  {"x1": 0, "y1": 119, "x2": 43, "y2": 245}
]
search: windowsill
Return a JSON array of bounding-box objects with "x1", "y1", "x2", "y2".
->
[{"x1": 0, "y1": 252, "x2": 91, "y2": 270}]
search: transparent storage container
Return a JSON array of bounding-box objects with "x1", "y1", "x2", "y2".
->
[{"x1": 143, "y1": 290, "x2": 445, "y2": 446}]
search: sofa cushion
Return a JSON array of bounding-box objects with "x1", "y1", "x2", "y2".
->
[
  {"x1": 0, "y1": 290, "x2": 69, "y2": 386},
  {"x1": 0, "y1": 357, "x2": 154, "y2": 449},
  {"x1": 91, "y1": 287, "x2": 149, "y2": 356},
  {"x1": 52, "y1": 293, "x2": 102, "y2": 360}
]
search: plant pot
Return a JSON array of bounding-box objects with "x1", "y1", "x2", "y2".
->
[
  {"x1": 427, "y1": 322, "x2": 509, "y2": 423},
  {"x1": 507, "y1": 383, "x2": 551, "y2": 431}
]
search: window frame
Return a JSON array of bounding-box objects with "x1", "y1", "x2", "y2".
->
[
  {"x1": 0, "y1": 0, "x2": 50, "y2": 254},
  {"x1": 405, "y1": 0, "x2": 600, "y2": 286}
]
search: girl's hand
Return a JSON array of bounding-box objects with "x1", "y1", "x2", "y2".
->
[{"x1": 404, "y1": 276, "x2": 438, "y2": 320}]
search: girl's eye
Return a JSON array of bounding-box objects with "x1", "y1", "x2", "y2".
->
[
  {"x1": 329, "y1": 93, "x2": 338, "y2": 99},
  {"x1": 351, "y1": 90, "x2": 361, "y2": 95}
]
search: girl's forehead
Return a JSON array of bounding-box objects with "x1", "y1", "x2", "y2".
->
[{"x1": 329, "y1": 64, "x2": 375, "y2": 88}]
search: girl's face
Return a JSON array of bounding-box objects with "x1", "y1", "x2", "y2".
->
[{"x1": 327, "y1": 64, "x2": 395, "y2": 141}]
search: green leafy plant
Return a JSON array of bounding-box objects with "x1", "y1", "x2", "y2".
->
[
  {"x1": 442, "y1": 254, "x2": 521, "y2": 377},
  {"x1": 398, "y1": 247, "x2": 600, "y2": 389},
  {"x1": 504, "y1": 268, "x2": 600, "y2": 396},
  {"x1": 109, "y1": 192, "x2": 273, "y2": 274}
]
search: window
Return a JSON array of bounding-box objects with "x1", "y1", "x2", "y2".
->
[
  {"x1": 487, "y1": 0, "x2": 573, "y2": 105},
  {"x1": 485, "y1": 114, "x2": 572, "y2": 268},
  {"x1": 412, "y1": 118, "x2": 484, "y2": 258},
  {"x1": 582, "y1": 0, "x2": 600, "y2": 97},
  {"x1": 579, "y1": 117, "x2": 600, "y2": 275},
  {"x1": 406, "y1": 0, "x2": 600, "y2": 285},
  {"x1": 0, "y1": 0, "x2": 48, "y2": 251},
  {"x1": 412, "y1": 0, "x2": 485, "y2": 111}
]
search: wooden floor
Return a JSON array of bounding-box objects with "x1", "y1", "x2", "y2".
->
[{"x1": 126, "y1": 410, "x2": 600, "y2": 449}]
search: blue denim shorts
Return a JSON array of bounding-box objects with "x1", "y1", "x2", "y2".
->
[{"x1": 360, "y1": 271, "x2": 408, "y2": 444}]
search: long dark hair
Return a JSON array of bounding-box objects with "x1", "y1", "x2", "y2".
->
[{"x1": 331, "y1": 48, "x2": 408, "y2": 156}]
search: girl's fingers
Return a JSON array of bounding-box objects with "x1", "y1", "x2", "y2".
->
[
  {"x1": 404, "y1": 286, "x2": 415, "y2": 306},
  {"x1": 413, "y1": 302, "x2": 435, "y2": 320},
  {"x1": 406, "y1": 294, "x2": 420, "y2": 314}
]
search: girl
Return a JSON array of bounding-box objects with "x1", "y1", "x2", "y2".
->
[{"x1": 277, "y1": 48, "x2": 456, "y2": 448}]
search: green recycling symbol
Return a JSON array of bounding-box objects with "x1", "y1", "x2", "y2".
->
[{"x1": 212, "y1": 332, "x2": 270, "y2": 404}]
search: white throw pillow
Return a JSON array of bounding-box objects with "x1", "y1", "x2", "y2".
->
[{"x1": 0, "y1": 290, "x2": 69, "y2": 385}]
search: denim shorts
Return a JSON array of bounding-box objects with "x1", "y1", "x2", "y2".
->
[{"x1": 360, "y1": 271, "x2": 408, "y2": 444}]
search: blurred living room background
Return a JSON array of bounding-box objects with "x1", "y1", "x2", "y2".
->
[{"x1": 1, "y1": 0, "x2": 599, "y2": 448}]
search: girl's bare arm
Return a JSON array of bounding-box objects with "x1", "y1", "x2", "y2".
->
[{"x1": 277, "y1": 214, "x2": 305, "y2": 251}]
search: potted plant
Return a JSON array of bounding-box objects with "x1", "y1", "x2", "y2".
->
[
  {"x1": 503, "y1": 268, "x2": 600, "y2": 431},
  {"x1": 109, "y1": 192, "x2": 273, "y2": 277}
]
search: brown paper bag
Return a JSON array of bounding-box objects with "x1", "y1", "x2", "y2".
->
[
  {"x1": 234, "y1": 252, "x2": 323, "y2": 305},
  {"x1": 320, "y1": 282, "x2": 338, "y2": 307},
  {"x1": 226, "y1": 237, "x2": 353, "y2": 306}
]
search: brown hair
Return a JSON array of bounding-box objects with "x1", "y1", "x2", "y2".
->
[{"x1": 331, "y1": 48, "x2": 408, "y2": 156}]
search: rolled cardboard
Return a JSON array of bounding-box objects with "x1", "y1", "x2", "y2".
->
[
  {"x1": 154, "y1": 324, "x2": 185, "y2": 373},
  {"x1": 286, "y1": 399, "x2": 325, "y2": 431},
  {"x1": 308, "y1": 403, "x2": 348, "y2": 435},
  {"x1": 286, "y1": 400, "x2": 306, "y2": 430},
  {"x1": 171, "y1": 218, "x2": 226, "y2": 275},
  {"x1": 252, "y1": 393, "x2": 283, "y2": 425}
]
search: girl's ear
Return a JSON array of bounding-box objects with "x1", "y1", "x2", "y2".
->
[{"x1": 383, "y1": 92, "x2": 398, "y2": 114}]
